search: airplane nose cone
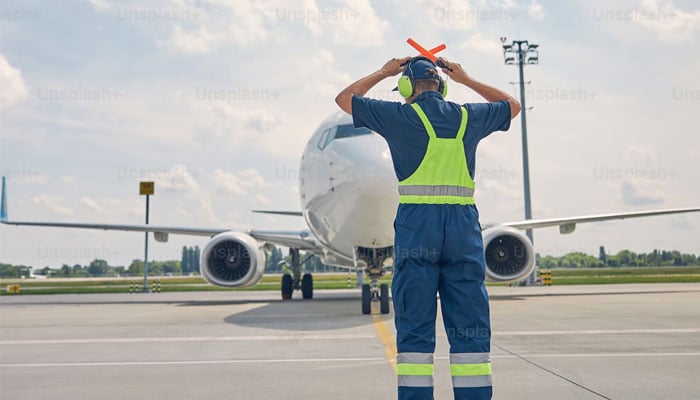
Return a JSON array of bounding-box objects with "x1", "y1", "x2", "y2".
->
[
  {"x1": 352, "y1": 134, "x2": 398, "y2": 193},
  {"x1": 339, "y1": 134, "x2": 399, "y2": 242},
  {"x1": 313, "y1": 131, "x2": 398, "y2": 250}
]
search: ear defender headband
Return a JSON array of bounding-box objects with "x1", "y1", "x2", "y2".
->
[{"x1": 397, "y1": 56, "x2": 448, "y2": 98}]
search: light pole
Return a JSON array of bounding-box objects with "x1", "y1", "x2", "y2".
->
[
  {"x1": 502, "y1": 38, "x2": 539, "y2": 285},
  {"x1": 139, "y1": 181, "x2": 154, "y2": 292}
]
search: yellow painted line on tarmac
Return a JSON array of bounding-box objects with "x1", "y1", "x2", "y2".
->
[{"x1": 372, "y1": 315, "x2": 397, "y2": 373}]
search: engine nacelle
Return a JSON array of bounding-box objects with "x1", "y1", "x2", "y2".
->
[
  {"x1": 483, "y1": 226, "x2": 536, "y2": 282},
  {"x1": 200, "y1": 232, "x2": 265, "y2": 288}
]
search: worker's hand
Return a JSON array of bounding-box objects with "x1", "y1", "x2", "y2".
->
[
  {"x1": 379, "y1": 57, "x2": 411, "y2": 78},
  {"x1": 437, "y1": 57, "x2": 471, "y2": 85}
]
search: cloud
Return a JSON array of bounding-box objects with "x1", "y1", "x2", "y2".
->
[
  {"x1": 159, "y1": 25, "x2": 221, "y2": 55},
  {"x1": 2, "y1": 0, "x2": 699, "y2": 268},
  {"x1": 274, "y1": 0, "x2": 387, "y2": 46},
  {"x1": 0, "y1": 55, "x2": 29, "y2": 108},
  {"x1": 198, "y1": 102, "x2": 283, "y2": 133},
  {"x1": 528, "y1": 0, "x2": 546, "y2": 20},
  {"x1": 152, "y1": 164, "x2": 198, "y2": 192},
  {"x1": 78, "y1": 196, "x2": 141, "y2": 218},
  {"x1": 458, "y1": 33, "x2": 503, "y2": 58},
  {"x1": 294, "y1": 49, "x2": 352, "y2": 97},
  {"x1": 401, "y1": 0, "x2": 521, "y2": 31},
  {"x1": 253, "y1": 194, "x2": 271, "y2": 205},
  {"x1": 619, "y1": 179, "x2": 665, "y2": 206},
  {"x1": 32, "y1": 195, "x2": 75, "y2": 216},
  {"x1": 329, "y1": 0, "x2": 388, "y2": 46},
  {"x1": 80, "y1": 197, "x2": 106, "y2": 213},
  {"x1": 632, "y1": 0, "x2": 700, "y2": 43},
  {"x1": 213, "y1": 168, "x2": 272, "y2": 195},
  {"x1": 157, "y1": 0, "x2": 280, "y2": 54},
  {"x1": 86, "y1": 0, "x2": 110, "y2": 12},
  {"x1": 147, "y1": 164, "x2": 221, "y2": 225},
  {"x1": 424, "y1": 0, "x2": 479, "y2": 30},
  {"x1": 624, "y1": 144, "x2": 657, "y2": 164}
]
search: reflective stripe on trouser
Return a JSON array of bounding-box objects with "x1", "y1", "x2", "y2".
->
[
  {"x1": 397, "y1": 352, "x2": 434, "y2": 388},
  {"x1": 450, "y1": 353, "x2": 493, "y2": 388}
]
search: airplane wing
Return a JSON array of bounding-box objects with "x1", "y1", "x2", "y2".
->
[
  {"x1": 0, "y1": 177, "x2": 321, "y2": 252},
  {"x1": 0, "y1": 218, "x2": 321, "y2": 252},
  {"x1": 501, "y1": 207, "x2": 700, "y2": 234}
]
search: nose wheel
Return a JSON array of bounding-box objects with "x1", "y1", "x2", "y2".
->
[
  {"x1": 361, "y1": 281, "x2": 390, "y2": 315},
  {"x1": 281, "y1": 248, "x2": 314, "y2": 300}
]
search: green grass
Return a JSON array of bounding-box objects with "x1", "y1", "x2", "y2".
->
[
  {"x1": 543, "y1": 266, "x2": 700, "y2": 285},
  {"x1": 1, "y1": 267, "x2": 699, "y2": 295},
  {"x1": 0, "y1": 274, "x2": 390, "y2": 295}
]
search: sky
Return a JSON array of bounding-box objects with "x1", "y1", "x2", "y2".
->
[{"x1": 1, "y1": 0, "x2": 699, "y2": 269}]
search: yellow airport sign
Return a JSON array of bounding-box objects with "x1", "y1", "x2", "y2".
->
[
  {"x1": 6, "y1": 284, "x2": 21, "y2": 294},
  {"x1": 139, "y1": 181, "x2": 154, "y2": 196}
]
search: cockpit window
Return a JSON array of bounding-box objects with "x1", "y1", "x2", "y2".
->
[
  {"x1": 317, "y1": 125, "x2": 372, "y2": 151},
  {"x1": 317, "y1": 129, "x2": 330, "y2": 150},
  {"x1": 335, "y1": 125, "x2": 372, "y2": 139}
]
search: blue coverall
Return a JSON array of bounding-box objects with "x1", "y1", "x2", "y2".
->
[{"x1": 352, "y1": 90, "x2": 512, "y2": 400}]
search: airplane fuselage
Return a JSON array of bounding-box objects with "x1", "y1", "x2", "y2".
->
[{"x1": 299, "y1": 112, "x2": 398, "y2": 266}]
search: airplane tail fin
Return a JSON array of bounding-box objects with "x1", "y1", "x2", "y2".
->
[
  {"x1": 252, "y1": 210, "x2": 303, "y2": 217},
  {"x1": 1, "y1": 176, "x2": 7, "y2": 222}
]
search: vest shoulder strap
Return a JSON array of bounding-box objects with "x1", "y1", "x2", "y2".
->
[
  {"x1": 411, "y1": 103, "x2": 469, "y2": 140},
  {"x1": 456, "y1": 106, "x2": 468, "y2": 140},
  {"x1": 410, "y1": 103, "x2": 437, "y2": 139}
]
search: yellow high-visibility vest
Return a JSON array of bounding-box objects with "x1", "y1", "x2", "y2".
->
[{"x1": 398, "y1": 103, "x2": 475, "y2": 205}]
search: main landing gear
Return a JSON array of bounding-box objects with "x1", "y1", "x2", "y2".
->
[
  {"x1": 357, "y1": 246, "x2": 392, "y2": 315},
  {"x1": 281, "y1": 248, "x2": 314, "y2": 300}
]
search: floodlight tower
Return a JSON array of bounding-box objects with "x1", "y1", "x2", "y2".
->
[{"x1": 501, "y1": 38, "x2": 539, "y2": 285}]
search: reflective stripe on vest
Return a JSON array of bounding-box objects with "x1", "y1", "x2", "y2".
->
[
  {"x1": 398, "y1": 103, "x2": 475, "y2": 205},
  {"x1": 398, "y1": 185, "x2": 475, "y2": 197},
  {"x1": 450, "y1": 352, "x2": 493, "y2": 388},
  {"x1": 397, "y1": 352, "x2": 434, "y2": 387}
]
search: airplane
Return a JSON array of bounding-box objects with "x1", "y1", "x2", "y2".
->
[{"x1": 2, "y1": 111, "x2": 700, "y2": 315}]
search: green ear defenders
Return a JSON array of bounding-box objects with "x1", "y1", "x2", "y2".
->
[{"x1": 397, "y1": 56, "x2": 448, "y2": 98}]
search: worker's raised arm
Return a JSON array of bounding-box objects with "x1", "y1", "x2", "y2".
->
[
  {"x1": 335, "y1": 57, "x2": 410, "y2": 114},
  {"x1": 438, "y1": 57, "x2": 521, "y2": 119}
]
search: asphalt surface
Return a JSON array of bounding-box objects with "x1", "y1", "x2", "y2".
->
[{"x1": 1, "y1": 283, "x2": 699, "y2": 399}]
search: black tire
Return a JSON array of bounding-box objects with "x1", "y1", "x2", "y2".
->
[
  {"x1": 361, "y1": 284, "x2": 371, "y2": 315},
  {"x1": 301, "y1": 273, "x2": 313, "y2": 299},
  {"x1": 380, "y1": 283, "x2": 390, "y2": 314},
  {"x1": 281, "y1": 274, "x2": 293, "y2": 300}
]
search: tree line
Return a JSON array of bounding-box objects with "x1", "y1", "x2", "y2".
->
[
  {"x1": 0, "y1": 245, "x2": 346, "y2": 278},
  {"x1": 537, "y1": 247, "x2": 700, "y2": 269},
  {"x1": 3, "y1": 246, "x2": 698, "y2": 279}
]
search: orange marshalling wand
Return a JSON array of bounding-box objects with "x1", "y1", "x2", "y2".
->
[{"x1": 407, "y1": 38, "x2": 446, "y2": 62}]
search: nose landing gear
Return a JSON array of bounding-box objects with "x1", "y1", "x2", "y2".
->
[
  {"x1": 361, "y1": 280, "x2": 390, "y2": 315},
  {"x1": 357, "y1": 246, "x2": 393, "y2": 315}
]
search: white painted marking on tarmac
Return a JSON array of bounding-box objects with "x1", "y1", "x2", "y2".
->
[
  {"x1": 0, "y1": 333, "x2": 377, "y2": 345},
  {"x1": 1, "y1": 328, "x2": 697, "y2": 346},
  {"x1": 2, "y1": 353, "x2": 699, "y2": 369},
  {"x1": 505, "y1": 352, "x2": 700, "y2": 359},
  {"x1": 491, "y1": 328, "x2": 700, "y2": 336},
  {"x1": 0, "y1": 357, "x2": 388, "y2": 368}
]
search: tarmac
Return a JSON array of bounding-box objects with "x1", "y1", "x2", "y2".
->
[{"x1": 1, "y1": 283, "x2": 699, "y2": 399}]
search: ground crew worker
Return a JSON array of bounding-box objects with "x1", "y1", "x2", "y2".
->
[{"x1": 335, "y1": 56, "x2": 521, "y2": 400}]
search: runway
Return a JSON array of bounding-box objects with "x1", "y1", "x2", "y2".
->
[{"x1": 1, "y1": 283, "x2": 699, "y2": 399}]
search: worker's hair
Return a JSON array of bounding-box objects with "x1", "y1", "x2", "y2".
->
[{"x1": 413, "y1": 78, "x2": 440, "y2": 93}]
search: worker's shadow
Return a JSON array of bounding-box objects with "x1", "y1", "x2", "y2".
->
[{"x1": 222, "y1": 293, "x2": 390, "y2": 331}]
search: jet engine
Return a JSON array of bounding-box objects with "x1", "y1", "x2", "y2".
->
[
  {"x1": 200, "y1": 232, "x2": 266, "y2": 288},
  {"x1": 482, "y1": 226, "x2": 536, "y2": 282}
]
